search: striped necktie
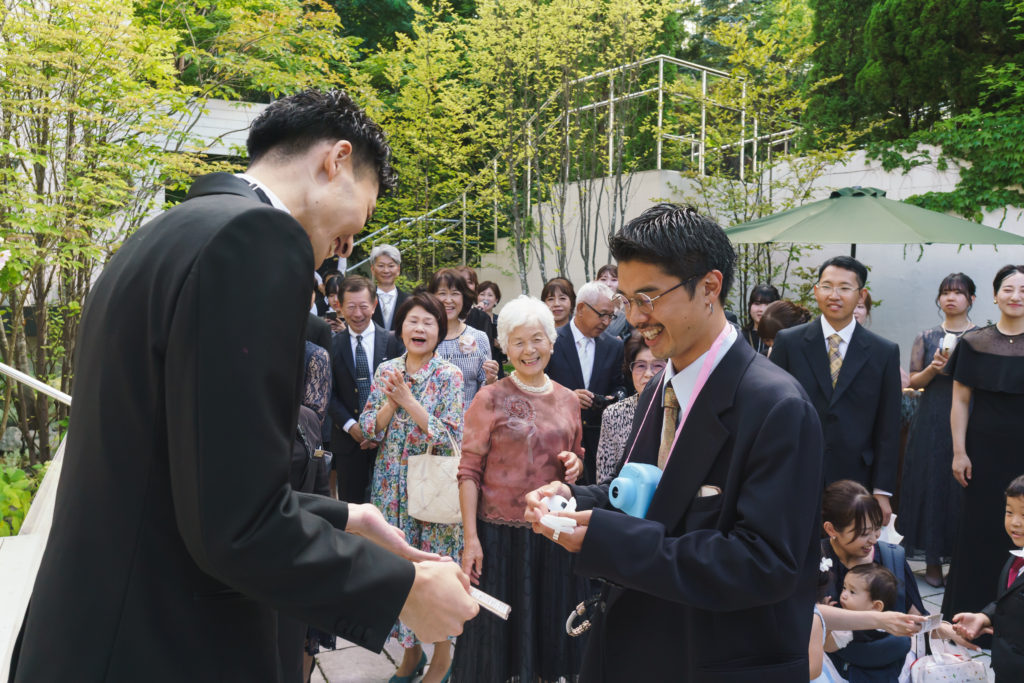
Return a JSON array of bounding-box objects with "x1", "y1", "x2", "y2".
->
[
  {"x1": 657, "y1": 385, "x2": 679, "y2": 470},
  {"x1": 827, "y1": 334, "x2": 842, "y2": 387}
]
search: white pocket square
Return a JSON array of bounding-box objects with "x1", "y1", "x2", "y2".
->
[{"x1": 698, "y1": 485, "x2": 722, "y2": 498}]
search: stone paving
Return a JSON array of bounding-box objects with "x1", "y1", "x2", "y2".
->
[{"x1": 309, "y1": 561, "x2": 993, "y2": 682}]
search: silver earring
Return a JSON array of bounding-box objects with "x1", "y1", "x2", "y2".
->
[{"x1": 708, "y1": 302, "x2": 714, "y2": 315}]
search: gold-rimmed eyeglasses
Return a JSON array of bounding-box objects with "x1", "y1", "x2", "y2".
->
[{"x1": 612, "y1": 274, "x2": 700, "y2": 315}]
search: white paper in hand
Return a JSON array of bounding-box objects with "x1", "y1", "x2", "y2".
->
[{"x1": 879, "y1": 513, "x2": 903, "y2": 545}]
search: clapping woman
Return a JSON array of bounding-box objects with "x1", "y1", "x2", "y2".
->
[
  {"x1": 429, "y1": 269, "x2": 498, "y2": 406},
  {"x1": 359, "y1": 291, "x2": 465, "y2": 683},
  {"x1": 452, "y1": 296, "x2": 586, "y2": 683},
  {"x1": 900, "y1": 273, "x2": 976, "y2": 587}
]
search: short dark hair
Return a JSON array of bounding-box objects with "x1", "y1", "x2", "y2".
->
[
  {"x1": 609, "y1": 204, "x2": 736, "y2": 304},
  {"x1": 1006, "y1": 473, "x2": 1024, "y2": 499},
  {"x1": 937, "y1": 272, "x2": 976, "y2": 302},
  {"x1": 757, "y1": 300, "x2": 811, "y2": 343},
  {"x1": 993, "y1": 264, "x2": 1024, "y2": 294},
  {"x1": 428, "y1": 268, "x2": 474, "y2": 318},
  {"x1": 541, "y1": 277, "x2": 576, "y2": 309},
  {"x1": 818, "y1": 256, "x2": 868, "y2": 289},
  {"x1": 246, "y1": 89, "x2": 397, "y2": 194},
  {"x1": 748, "y1": 283, "x2": 780, "y2": 307},
  {"x1": 340, "y1": 275, "x2": 376, "y2": 301},
  {"x1": 822, "y1": 479, "x2": 883, "y2": 539},
  {"x1": 477, "y1": 281, "x2": 502, "y2": 303},
  {"x1": 393, "y1": 290, "x2": 448, "y2": 349},
  {"x1": 455, "y1": 265, "x2": 478, "y2": 291},
  {"x1": 325, "y1": 276, "x2": 343, "y2": 298},
  {"x1": 597, "y1": 264, "x2": 618, "y2": 280},
  {"x1": 847, "y1": 564, "x2": 899, "y2": 611}
]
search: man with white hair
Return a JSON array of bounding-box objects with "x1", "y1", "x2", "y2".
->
[
  {"x1": 369, "y1": 243, "x2": 407, "y2": 331},
  {"x1": 546, "y1": 281, "x2": 627, "y2": 483}
]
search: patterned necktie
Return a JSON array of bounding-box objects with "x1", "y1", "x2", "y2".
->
[
  {"x1": 355, "y1": 335, "x2": 371, "y2": 404},
  {"x1": 827, "y1": 333, "x2": 843, "y2": 388},
  {"x1": 657, "y1": 385, "x2": 680, "y2": 470},
  {"x1": 1008, "y1": 556, "x2": 1024, "y2": 589}
]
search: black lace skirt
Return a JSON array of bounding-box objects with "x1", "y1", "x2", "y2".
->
[{"x1": 451, "y1": 519, "x2": 590, "y2": 682}]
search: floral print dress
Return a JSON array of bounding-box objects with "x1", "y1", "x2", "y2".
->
[{"x1": 360, "y1": 353, "x2": 465, "y2": 647}]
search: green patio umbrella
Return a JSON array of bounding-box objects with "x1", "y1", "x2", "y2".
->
[{"x1": 724, "y1": 187, "x2": 1024, "y2": 256}]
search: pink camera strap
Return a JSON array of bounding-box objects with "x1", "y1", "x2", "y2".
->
[{"x1": 623, "y1": 323, "x2": 732, "y2": 468}]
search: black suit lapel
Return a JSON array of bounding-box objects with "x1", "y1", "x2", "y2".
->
[
  {"x1": 998, "y1": 558, "x2": 1024, "y2": 601},
  {"x1": 830, "y1": 324, "x2": 870, "y2": 406},
  {"x1": 557, "y1": 326, "x2": 586, "y2": 389},
  {"x1": 338, "y1": 330, "x2": 357, "y2": 380},
  {"x1": 801, "y1": 319, "x2": 833, "y2": 399},
  {"x1": 371, "y1": 307, "x2": 384, "y2": 329},
  {"x1": 373, "y1": 325, "x2": 389, "y2": 369},
  {"x1": 644, "y1": 341, "x2": 751, "y2": 529}
]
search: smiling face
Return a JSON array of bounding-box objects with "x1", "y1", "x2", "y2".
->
[
  {"x1": 1006, "y1": 495, "x2": 1024, "y2": 548},
  {"x1": 574, "y1": 296, "x2": 615, "y2": 338},
  {"x1": 400, "y1": 305, "x2": 440, "y2": 356},
  {"x1": 598, "y1": 271, "x2": 618, "y2": 292},
  {"x1": 476, "y1": 287, "x2": 497, "y2": 314},
  {"x1": 434, "y1": 285, "x2": 464, "y2": 324},
  {"x1": 996, "y1": 271, "x2": 1024, "y2": 320},
  {"x1": 840, "y1": 573, "x2": 877, "y2": 612},
  {"x1": 302, "y1": 143, "x2": 379, "y2": 265},
  {"x1": 506, "y1": 321, "x2": 553, "y2": 381},
  {"x1": 544, "y1": 291, "x2": 572, "y2": 327},
  {"x1": 814, "y1": 265, "x2": 863, "y2": 329},
  {"x1": 630, "y1": 347, "x2": 664, "y2": 395},
  {"x1": 371, "y1": 254, "x2": 400, "y2": 289},
  {"x1": 342, "y1": 287, "x2": 377, "y2": 335},
  {"x1": 831, "y1": 521, "x2": 881, "y2": 565},
  {"x1": 619, "y1": 260, "x2": 722, "y2": 372}
]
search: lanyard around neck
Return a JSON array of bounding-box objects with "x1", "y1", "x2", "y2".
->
[{"x1": 623, "y1": 323, "x2": 731, "y2": 467}]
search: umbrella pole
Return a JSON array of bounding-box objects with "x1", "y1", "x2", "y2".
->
[{"x1": 850, "y1": 243, "x2": 857, "y2": 258}]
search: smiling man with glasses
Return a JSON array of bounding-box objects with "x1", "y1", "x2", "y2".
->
[
  {"x1": 770, "y1": 255, "x2": 902, "y2": 525},
  {"x1": 525, "y1": 203, "x2": 823, "y2": 682},
  {"x1": 546, "y1": 280, "x2": 627, "y2": 484}
]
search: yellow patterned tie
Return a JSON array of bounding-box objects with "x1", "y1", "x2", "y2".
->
[
  {"x1": 657, "y1": 385, "x2": 680, "y2": 469},
  {"x1": 828, "y1": 333, "x2": 843, "y2": 387}
]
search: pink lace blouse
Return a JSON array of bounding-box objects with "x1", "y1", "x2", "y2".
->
[{"x1": 457, "y1": 377, "x2": 584, "y2": 526}]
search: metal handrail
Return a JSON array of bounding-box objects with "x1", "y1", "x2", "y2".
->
[{"x1": 0, "y1": 363, "x2": 71, "y2": 406}]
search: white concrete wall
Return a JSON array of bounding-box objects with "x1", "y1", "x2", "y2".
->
[{"x1": 477, "y1": 149, "x2": 1024, "y2": 367}]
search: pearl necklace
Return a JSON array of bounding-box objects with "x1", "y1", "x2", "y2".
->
[{"x1": 509, "y1": 371, "x2": 552, "y2": 394}]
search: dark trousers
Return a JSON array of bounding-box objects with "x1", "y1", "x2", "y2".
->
[
  {"x1": 336, "y1": 446, "x2": 377, "y2": 504},
  {"x1": 581, "y1": 425, "x2": 601, "y2": 486}
]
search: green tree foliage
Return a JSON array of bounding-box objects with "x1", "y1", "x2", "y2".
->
[
  {"x1": 865, "y1": 0, "x2": 1024, "y2": 223},
  {"x1": 329, "y1": 0, "x2": 477, "y2": 51},
  {"x1": 673, "y1": 0, "x2": 851, "y2": 318}
]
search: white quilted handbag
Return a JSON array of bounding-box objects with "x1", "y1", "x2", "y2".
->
[{"x1": 406, "y1": 426, "x2": 462, "y2": 524}]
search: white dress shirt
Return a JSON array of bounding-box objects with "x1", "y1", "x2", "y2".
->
[
  {"x1": 342, "y1": 327, "x2": 375, "y2": 433},
  {"x1": 661, "y1": 322, "x2": 737, "y2": 427},
  {"x1": 570, "y1": 319, "x2": 596, "y2": 389},
  {"x1": 235, "y1": 173, "x2": 291, "y2": 214},
  {"x1": 820, "y1": 316, "x2": 857, "y2": 359}
]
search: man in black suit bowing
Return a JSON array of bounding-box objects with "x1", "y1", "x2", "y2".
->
[
  {"x1": 329, "y1": 274, "x2": 403, "y2": 503},
  {"x1": 370, "y1": 243, "x2": 408, "y2": 332},
  {"x1": 770, "y1": 255, "x2": 901, "y2": 523},
  {"x1": 526, "y1": 204, "x2": 823, "y2": 681},
  {"x1": 11, "y1": 90, "x2": 477, "y2": 682},
  {"x1": 546, "y1": 281, "x2": 626, "y2": 484}
]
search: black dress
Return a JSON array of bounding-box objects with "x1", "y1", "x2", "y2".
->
[
  {"x1": 941, "y1": 325, "x2": 1024, "y2": 620},
  {"x1": 899, "y1": 325, "x2": 972, "y2": 565}
]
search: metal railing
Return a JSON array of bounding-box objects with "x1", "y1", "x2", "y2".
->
[
  {"x1": 346, "y1": 53, "x2": 798, "y2": 268},
  {"x1": 0, "y1": 362, "x2": 70, "y2": 680}
]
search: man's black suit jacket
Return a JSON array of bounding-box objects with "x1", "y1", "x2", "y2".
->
[
  {"x1": 770, "y1": 317, "x2": 901, "y2": 493},
  {"x1": 328, "y1": 324, "x2": 403, "y2": 502},
  {"x1": 371, "y1": 288, "x2": 409, "y2": 332},
  {"x1": 569, "y1": 338, "x2": 823, "y2": 681},
  {"x1": 12, "y1": 174, "x2": 414, "y2": 682},
  {"x1": 546, "y1": 323, "x2": 626, "y2": 432},
  {"x1": 982, "y1": 556, "x2": 1024, "y2": 680}
]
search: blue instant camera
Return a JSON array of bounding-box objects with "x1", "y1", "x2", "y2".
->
[{"x1": 609, "y1": 463, "x2": 662, "y2": 518}]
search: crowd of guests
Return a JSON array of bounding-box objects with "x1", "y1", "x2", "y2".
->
[{"x1": 295, "y1": 235, "x2": 1024, "y2": 683}]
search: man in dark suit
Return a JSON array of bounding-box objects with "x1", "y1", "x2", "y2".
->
[
  {"x1": 546, "y1": 281, "x2": 626, "y2": 484},
  {"x1": 525, "y1": 204, "x2": 823, "y2": 681},
  {"x1": 11, "y1": 90, "x2": 476, "y2": 682},
  {"x1": 369, "y1": 244, "x2": 408, "y2": 332},
  {"x1": 328, "y1": 274, "x2": 402, "y2": 503},
  {"x1": 770, "y1": 255, "x2": 901, "y2": 523}
]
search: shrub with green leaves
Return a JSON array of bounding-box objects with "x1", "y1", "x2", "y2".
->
[{"x1": 0, "y1": 462, "x2": 48, "y2": 536}]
